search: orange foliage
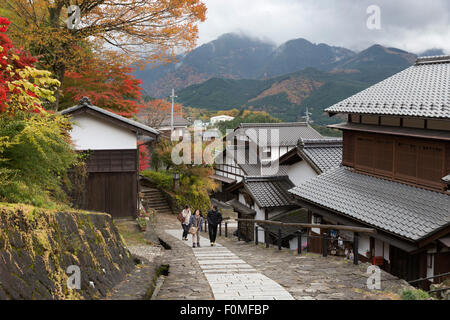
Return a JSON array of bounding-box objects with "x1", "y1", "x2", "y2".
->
[{"x1": 138, "y1": 99, "x2": 184, "y2": 128}]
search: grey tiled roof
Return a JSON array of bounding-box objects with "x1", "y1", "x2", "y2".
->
[
  {"x1": 235, "y1": 122, "x2": 324, "y2": 146},
  {"x1": 326, "y1": 55, "x2": 450, "y2": 119},
  {"x1": 240, "y1": 163, "x2": 290, "y2": 177},
  {"x1": 61, "y1": 97, "x2": 160, "y2": 136},
  {"x1": 299, "y1": 139, "x2": 342, "y2": 173},
  {"x1": 226, "y1": 198, "x2": 256, "y2": 215},
  {"x1": 159, "y1": 114, "x2": 190, "y2": 127},
  {"x1": 244, "y1": 176, "x2": 296, "y2": 208},
  {"x1": 289, "y1": 167, "x2": 450, "y2": 241}
]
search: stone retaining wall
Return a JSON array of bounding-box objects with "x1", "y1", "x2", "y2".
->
[{"x1": 0, "y1": 204, "x2": 134, "y2": 300}]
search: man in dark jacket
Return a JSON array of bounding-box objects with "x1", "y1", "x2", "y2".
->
[{"x1": 207, "y1": 205, "x2": 222, "y2": 246}]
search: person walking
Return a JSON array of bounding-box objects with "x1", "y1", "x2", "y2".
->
[
  {"x1": 189, "y1": 209, "x2": 203, "y2": 248},
  {"x1": 207, "y1": 205, "x2": 222, "y2": 246},
  {"x1": 181, "y1": 205, "x2": 191, "y2": 241}
]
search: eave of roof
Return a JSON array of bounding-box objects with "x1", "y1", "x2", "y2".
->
[
  {"x1": 329, "y1": 122, "x2": 450, "y2": 141},
  {"x1": 242, "y1": 176, "x2": 296, "y2": 209},
  {"x1": 61, "y1": 97, "x2": 160, "y2": 137},
  {"x1": 226, "y1": 198, "x2": 256, "y2": 215},
  {"x1": 289, "y1": 167, "x2": 450, "y2": 242}
]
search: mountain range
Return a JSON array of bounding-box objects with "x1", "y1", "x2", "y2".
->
[{"x1": 135, "y1": 33, "x2": 429, "y2": 124}]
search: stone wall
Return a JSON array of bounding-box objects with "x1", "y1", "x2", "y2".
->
[{"x1": 0, "y1": 204, "x2": 134, "y2": 300}]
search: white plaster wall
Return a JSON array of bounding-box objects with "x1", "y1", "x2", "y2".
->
[
  {"x1": 426, "y1": 254, "x2": 434, "y2": 280},
  {"x1": 254, "y1": 203, "x2": 266, "y2": 243},
  {"x1": 289, "y1": 236, "x2": 308, "y2": 251},
  {"x1": 287, "y1": 160, "x2": 318, "y2": 186},
  {"x1": 374, "y1": 239, "x2": 384, "y2": 256},
  {"x1": 311, "y1": 214, "x2": 320, "y2": 234},
  {"x1": 70, "y1": 114, "x2": 136, "y2": 150},
  {"x1": 384, "y1": 243, "x2": 390, "y2": 262},
  {"x1": 358, "y1": 235, "x2": 370, "y2": 257}
]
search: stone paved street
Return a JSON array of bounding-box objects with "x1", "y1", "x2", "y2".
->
[
  {"x1": 155, "y1": 213, "x2": 214, "y2": 300},
  {"x1": 166, "y1": 229, "x2": 294, "y2": 300},
  {"x1": 155, "y1": 212, "x2": 413, "y2": 300}
]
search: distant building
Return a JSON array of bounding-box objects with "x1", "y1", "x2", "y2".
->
[
  {"x1": 211, "y1": 122, "x2": 324, "y2": 192},
  {"x1": 210, "y1": 115, "x2": 234, "y2": 124},
  {"x1": 202, "y1": 128, "x2": 221, "y2": 141}
]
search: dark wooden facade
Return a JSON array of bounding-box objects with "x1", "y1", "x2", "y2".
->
[
  {"x1": 343, "y1": 131, "x2": 450, "y2": 191},
  {"x1": 84, "y1": 150, "x2": 138, "y2": 218}
]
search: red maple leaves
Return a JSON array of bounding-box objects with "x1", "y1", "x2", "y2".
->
[{"x1": 63, "y1": 60, "x2": 145, "y2": 117}]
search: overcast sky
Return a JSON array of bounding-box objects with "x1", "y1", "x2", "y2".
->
[{"x1": 197, "y1": 0, "x2": 450, "y2": 54}]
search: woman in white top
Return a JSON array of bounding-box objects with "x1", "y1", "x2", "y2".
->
[{"x1": 181, "y1": 205, "x2": 191, "y2": 240}]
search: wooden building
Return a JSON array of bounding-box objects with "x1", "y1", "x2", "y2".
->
[
  {"x1": 211, "y1": 122, "x2": 324, "y2": 201},
  {"x1": 289, "y1": 55, "x2": 450, "y2": 286},
  {"x1": 61, "y1": 97, "x2": 160, "y2": 218}
]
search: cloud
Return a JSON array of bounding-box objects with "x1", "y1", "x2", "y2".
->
[{"x1": 198, "y1": 0, "x2": 450, "y2": 54}]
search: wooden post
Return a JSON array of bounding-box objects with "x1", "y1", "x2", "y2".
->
[
  {"x1": 354, "y1": 232, "x2": 359, "y2": 265},
  {"x1": 255, "y1": 226, "x2": 258, "y2": 245},
  {"x1": 245, "y1": 222, "x2": 249, "y2": 242},
  {"x1": 219, "y1": 223, "x2": 222, "y2": 237},
  {"x1": 238, "y1": 224, "x2": 241, "y2": 241},
  {"x1": 278, "y1": 228, "x2": 282, "y2": 250},
  {"x1": 322, "y1": 232, "x2": 328, "y2": 257},
  {"x1": 225, "y1": 222, "x2": 228, "y2": 238},
  {"x1": 265, "y1": 229, "x2": 269, "y2": 248},
  {"x1": 297, "y1": 232, "x2": 302, "y2": 255}
]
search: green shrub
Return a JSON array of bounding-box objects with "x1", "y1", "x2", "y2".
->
[
  {"x1": 0, "y1": 111, "x2": 78, "y2": 207},
  {"x1": 401, "y1": 288, "x2": 430, "y2": 300},
  {"x1": 141, "y1": 168, "x2": 215, "y2": 215},
  {"x1": 141, "y1": 171, "x2": 173, "y2": 190}
]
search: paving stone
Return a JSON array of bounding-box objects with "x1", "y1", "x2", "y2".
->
[{"x1": 153, "y1": 212, "x2": 411, "y2": 300}]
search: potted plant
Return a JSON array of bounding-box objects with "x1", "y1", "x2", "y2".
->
[{"x1": 136, "y1": 217, "x2": 147, "y2": 232}]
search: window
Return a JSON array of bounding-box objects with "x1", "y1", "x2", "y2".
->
[
  {"x1": 262, "y1": 147, "x2": 272, "y2": 159},
  {"x1": 395, "y1": 142, "x2": 417, "y2": 179},
  {"x1": 427, "y1": 254, "x2": 433, "y2": 269},
  {"x1": 355, "y1": 136, "x2": 374, "y2": 170},
  {"x1": 346, "y1": 132, "x2": 446, "y2": 190},
  {"x1": 417, "y1": 145, "x2": 444, "y2": 185},
  {"x1": 343, "y1": 131, "x2": 355, "y2": 166},
  {"x1": 373, "y1": 139, "x2": 393, "y2": 174}
]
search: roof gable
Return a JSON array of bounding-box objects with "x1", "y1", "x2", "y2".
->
[
  {"x1": 279, "y1": 138, "x2": 343, "y2": 173},
  {"x1": 61, "y1": 97, "x2": 160, "y2": 137},
  {"x1": 233, "y1": 122, "x2": 324, "y2": 146}
]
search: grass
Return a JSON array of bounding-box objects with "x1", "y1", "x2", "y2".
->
[{"x1": 114, "y1": 219, "x2": 150, "y2": 246}]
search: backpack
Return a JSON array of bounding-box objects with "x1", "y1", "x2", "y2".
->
[{"x1": 177, "y1": 212, "x2": 185, "y2": 223}]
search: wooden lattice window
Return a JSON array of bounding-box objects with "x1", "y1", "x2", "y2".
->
[
  {"x1": 342, "y1": 131, "x2": 355, "y2": 166},
  {"x1": 395, "y1": 141, "x2": 417, "y2": 180},
  {"x1": 355, "y1": 136, "x2": 374, "y2": 171},
  {"x1": 417, "y1": 144, "x2": 443, "y2": 185},
  {"x1": 446, "y1": 143, "x2": 450, "y2": 174},
  {"x1": 373, "y1": 139, "x2": 394, "y2": 174}
]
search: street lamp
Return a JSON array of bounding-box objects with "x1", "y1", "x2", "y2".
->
[{"x1": 173, "y1": 172, "x2": 180, "y2": 190}]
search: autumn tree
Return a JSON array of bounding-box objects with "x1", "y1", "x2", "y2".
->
[
  {"x1": 61, "y1": 56, "x2": 145, "y2": 115},
  {"x1": 0, "y1": 17, "x2": 78, "y2": 207},
  {"x1": 2, "y1": 0, "x2": 207, "y2": 109},
  {"x1": 0, "y1": 16, "x2": 60, "y2": 113},
  {"x1": 139, "y1": 98, "x2": 183, "y2": 128}
]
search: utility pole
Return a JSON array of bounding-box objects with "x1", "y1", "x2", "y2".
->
[
  {"x1": 303, "y1": 107, "x2": 312, "y2": 124},
  {"x1": 170, "y1": 88, "x2": 177, "y2": 137}
]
